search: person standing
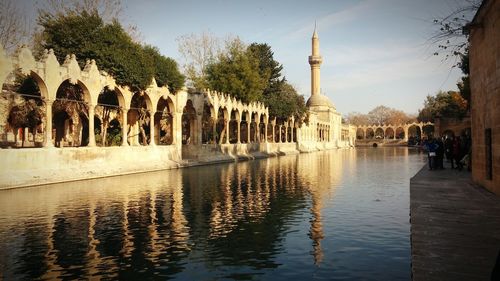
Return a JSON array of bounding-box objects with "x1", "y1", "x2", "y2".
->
[
  {"x1": 436, "y1": 137, "x2": 445, "y2": 169},
  {"x1": 425, "y1": 138, "x2": 437, "y2": 170}
]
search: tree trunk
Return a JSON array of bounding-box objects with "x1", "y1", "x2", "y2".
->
[{"x1": 219, "y1": 121, "x2": 226, "y2": 144}]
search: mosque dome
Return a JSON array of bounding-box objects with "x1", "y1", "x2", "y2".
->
[{"x1": 306, "y1": 94, "x2": 335, "y2": 109}]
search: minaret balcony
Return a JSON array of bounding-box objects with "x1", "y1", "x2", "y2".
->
[{"x1": 309, "y1": 55, "x2": 323, "y2": 65}]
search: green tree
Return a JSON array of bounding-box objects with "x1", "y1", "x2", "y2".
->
[
  {"x1": 206, "y1": 38, "x2": 266, "y2": 103},
  {"x1": 248, "y1": 43, "x2": 306, "y2": 122},
  {"x1": 143, "y1": 45, "x2": 185, "y2": 92},
  {"x1": 418, "y1": 90, "x2": 468, "y2": 122},
  {"x1": 38, "y1": 10, "x2": 183, "y2": 91},
  {"x1": 265, "y1": 82, "x2": 307, "y2": 122}
]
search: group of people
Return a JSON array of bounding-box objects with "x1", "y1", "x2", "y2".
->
[{"x1": 423, "y1": 135, "x2": 471, "y2": 171}]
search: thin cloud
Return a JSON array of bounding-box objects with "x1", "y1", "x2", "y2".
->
[{"x1": 285, "y1": 0, "x2": 378, "y2": 40}]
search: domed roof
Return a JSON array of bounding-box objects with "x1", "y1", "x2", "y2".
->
[{"x1": 306, "y1": 94, "x2": 335, "y2": 109}]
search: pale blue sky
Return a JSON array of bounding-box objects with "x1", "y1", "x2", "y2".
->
[{"x1": 18, "y1": 0, "x2": 468, "y2": 115}]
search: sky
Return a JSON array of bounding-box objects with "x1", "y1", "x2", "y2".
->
[{"x1": 16, "y1": 0, "x2": 468, "y2": 115}]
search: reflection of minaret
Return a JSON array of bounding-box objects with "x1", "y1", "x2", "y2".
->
[
  {"x1": 309, "y1": 23, "x2": 323, "y2": 98},
  {"x1": 309, "y1": 193, "x2": 324, "y2": 265}
]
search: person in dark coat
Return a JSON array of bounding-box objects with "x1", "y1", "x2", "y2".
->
[{"x1": 436, "y1": 137, "x2": 445, "y2": 169}]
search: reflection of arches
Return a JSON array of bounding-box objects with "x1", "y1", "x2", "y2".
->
[
  {"x1": 182, "y1": 100, "x2": 196, "y2": 145},
  {"x1": 395, "y1": 127, "x2": 405, "y2": 139},
  {"x1": 374, "y1": 128, "x2": 384, "y2": 139},
  {"x1": 356, "y1": 128, "x2": 365, "y2": 139},
  {"x1": 52, "y1": 80, "x2": 89, "y2": 147},
  {"x1": 155, "y1": 97, "x2": 174, "y2": 145},
  {"x1": 365, "y1": 128, "x2": 374, "y2": 139},
  {"x1": 385, "y1": 127, "x2": 394, "y2": 139}
]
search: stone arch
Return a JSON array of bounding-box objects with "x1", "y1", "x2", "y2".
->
[
  {"x1": 240, "y1": 110, "x2": 250, "y2": 143},
  {"x1": 356, "y1": 128, "x2": 365, "y2": 139},
  {"x1": 395, "y1": 127, "x2": 405, "y2": 139},
  {"x1": 155, "y1": 96, "x2": 174, "y2": 145},
  {"x1": 2, "y1": 74, "x2": 45, "y2": 148},
  {"x1": 52, "y1": 79, "x2": 90, "y2": 147},
  {"x1": 365, "y1": 128, "x2": 375, "y2": 139},
  {"x1": 229, "y1": 109, "x2": 239, "y2": 144},
  {"x1": 216, "y1": 107, "x2": 229, "y2": 144},
  {"x1": 129, "y1": 92, "x2": 152, "y2": 146},
  {"x1": 385, "y1": 127, "x2": 395, "y2": 139},
  {"x1": 259, "y1": 114, "x2": 266, "y2": 142},
  {"x1": 202, "y1": 102, "x2": 215, "y2": 144},
  {"x1": 375, "y1": 127, "x2": 384, "y2": 139},
  {"x1": 407, "y1": 124, "x2": 421, "y2": 145},
  {"x1": 250, "y1": 112, "x2": 258, "y2": 143},
  {"x1": 96, "y1": 87, "x2": 123, "y2": 146},
  {"x1": 182, "y1": 99, "x2": 197, "y2": 145}
]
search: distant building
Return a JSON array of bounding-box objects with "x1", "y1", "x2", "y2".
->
[{"x1": 469, "y1": 0, "x2": 500, "y2": 195}]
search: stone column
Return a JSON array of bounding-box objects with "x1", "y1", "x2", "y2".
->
[
  {"x1": 278, "y1": 125, "x2": 282, "y2": 143},
  {"x1": 237, "y1": 120, "x2": 241, "y2": 144},
  {"x1": 212, "y1": 120, "x2": 217, "y2": 144},
  {"x1": 43, "y1": 99, "x2": 54, "y2": 148},
  {"x1": 121, "y1": 108, "x2": 129, "y2": 146},
  {"x1": 149, "y1": 110, "x2": 155, "y2": 146},
  {"x1": 88, "y1": 104, "x2": 96, "y2": 147},
  {"x1": 196, "y1": 114, "x2": 203, "y2": 145},
  {"x1": 264, "y1": 123, "x2": 268, "y2": 143},
  {"x1": 247, "y1": 122, "x2": 251, "y2": 143},
  {"x1": 272, "y1": 124, "x2": 275, "y2": 143},
  {"x1": 225, "y1": 119, "x2": 230, "y2": 144},
  {"x1": 256, "y1": 123, "x2": 260, "y2": 143}
]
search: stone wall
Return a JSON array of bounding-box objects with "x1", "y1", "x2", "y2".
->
[
  {"x1": 469, "y1": 0, "x2": 500, "y2": 195},
  {"x1": 434, "y1": 116, "x2": 471, "y2": 137}
]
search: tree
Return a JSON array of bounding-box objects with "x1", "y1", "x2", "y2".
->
[
  {"x1": 430, "y1": 0, "x2": 481, "y2": 61},
  {"x1": 0, "y1": 0, "x2": 29, "y2": 53},
  {"x1": 345, "y1": 106, "x2": 415, "y2": 125},
  {"x1": 265, "y1": 82, "x2": 307, "y2": 122},
  {"x1": 429, "y1": 1, "x2": 480, "y2": 108},
  {"x1": 38, "y1": 10, "x2": 183, "y2": 91},
  {"x1": 344, "y1": 112, "x2": 370, "y2": 126},
  {"x1": 418, "y1": 90, "x2": 468, "y2": 122},
  {"x1": 206, "y1": 38, "x2": 266, "y2": 103},
  {"x1": 143, "y1": 45, "x2": 185, "y2": 92},
  {"x1": 177, "y1": 31, "x2": 221, "y2": 89},
  {"x1": 247, "y1": 43, "x2": 284, "y2": 92}
]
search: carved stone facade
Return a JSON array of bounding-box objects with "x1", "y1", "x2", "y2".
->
[{"x1": 0, "y1": 28, "x2": 359, "y2": 187}]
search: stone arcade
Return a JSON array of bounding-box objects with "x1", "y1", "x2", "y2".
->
[{"x1": 0, "y1": 29, "x2": 356, "y2": 188}]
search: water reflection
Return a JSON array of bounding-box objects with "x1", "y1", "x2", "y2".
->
[{"x1": 0, "y1": 148, "x2": 423, "y2": 280}]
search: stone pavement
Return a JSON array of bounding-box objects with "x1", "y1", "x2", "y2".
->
[{"x1": 410, "y1": 163, "x2": 500, "y2": 281}]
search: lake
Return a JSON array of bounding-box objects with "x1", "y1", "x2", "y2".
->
[{"x1": 0, "y1": 147, "x2": 425, "y2": 280}]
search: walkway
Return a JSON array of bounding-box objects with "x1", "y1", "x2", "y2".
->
[{"x1": 410, "y1": 163, "x2": 500, "y2": 281}]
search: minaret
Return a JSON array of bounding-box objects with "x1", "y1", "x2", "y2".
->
[{"x1": 309, "y1": 24, "x2": 323, "y2": 97}]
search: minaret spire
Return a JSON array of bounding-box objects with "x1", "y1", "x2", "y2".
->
[{"x1": 309, "y1": 24, "x2": 323, "y2": 97}]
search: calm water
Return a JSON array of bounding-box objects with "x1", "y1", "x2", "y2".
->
[{"x1": 0, "y1": 147, "x2": 425, "y2": 280}]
